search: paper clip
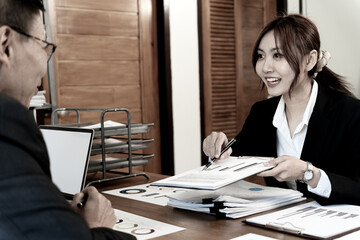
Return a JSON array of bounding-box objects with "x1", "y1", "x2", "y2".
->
[{"x1": 266, "y1": 221, "x2": 305, "y2": 235}]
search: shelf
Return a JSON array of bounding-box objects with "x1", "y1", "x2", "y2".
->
[
  {"x1": 92, "y1": 123, "x2": 154, "y2": 138},
  {"x1": 50, "y1": 107, "x2": 152, "y2": 185},
  {"x1": 88, "y1": 154, "x2": 154, "y2": 172},
  {"x1": 91, "y1": 138, "x2": 154, "y2": 155}
]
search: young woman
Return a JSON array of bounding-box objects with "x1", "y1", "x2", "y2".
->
[{"x1": 203, "y1": 14, "x2": 360, "y2": 205}]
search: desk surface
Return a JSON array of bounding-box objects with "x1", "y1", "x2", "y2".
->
[{"x1": 92, "y1": 172, "x2": 305, "y2": 240}]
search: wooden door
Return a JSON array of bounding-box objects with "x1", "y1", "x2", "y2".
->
[
  {"x1": 46, "y1": 0, "x2": 161, "y2": 173},
  {"x1": 200, "y1": 0, "x2": 277, "y2": 147}
]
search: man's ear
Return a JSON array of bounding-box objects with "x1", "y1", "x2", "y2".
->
[
  {"x1": 0, "y1": 26, "x2": 12, "y2": 68},
  {"x1": 306, "y1": 49, "x2": 318, "y2": 71}
]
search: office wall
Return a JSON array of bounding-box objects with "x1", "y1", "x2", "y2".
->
[
  {"x1": 169, "y1": 0, "x2": 202, "y2": 174},
  {"x1": 288, "y1": 0, "x2": 360, "y2": 97}
]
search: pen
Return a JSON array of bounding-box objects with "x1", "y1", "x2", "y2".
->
[
  {"x1": 77, "y1": 194, "x2": 88, "y2": 209},
  {"x1": 202, "y1": 138, "x2": 236, "y2": 171}
]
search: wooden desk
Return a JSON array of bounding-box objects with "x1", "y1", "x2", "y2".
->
[{"x1": 91, "y1": 172, "x2": 305, "y2": 240}]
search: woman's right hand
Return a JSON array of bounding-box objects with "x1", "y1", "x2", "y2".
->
[{"x1": 202, "y1": 132, "x2": 232, "y2": 160}]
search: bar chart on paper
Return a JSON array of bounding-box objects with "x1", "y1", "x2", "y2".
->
[{"x1": 245, "y1": 201, "x2": 360, "y2": 239}]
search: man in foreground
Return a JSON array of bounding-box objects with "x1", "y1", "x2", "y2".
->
[{"x1": 0, "y1": 0, "x2": 135, "y2": 239}]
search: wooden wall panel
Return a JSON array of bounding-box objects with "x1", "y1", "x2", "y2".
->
[
  {"x1": 47, "y1": 0, "x2": 161, "y2": 173},
  {"x1": 138, "y1": 0, "x2": 161, "y2": 173},
  {"x1": 56, "y1": 0, "x2": 138, "y2": 12},
  {"x1": 60, "y1": 86, "x2": 141, "y2": 109},
  {"x1": 237, "y1": 0, "x2": 277, "y2": 130},
  {"x1": 57, "y1": 9, "x2": 138, "y2": 36},
  {"x1": 242, "y1": 27, "x2": 263, "y2": 68},
  {"x1": 58, "y1": 61, "x2": 140, "y2": 86},
  {"x1": 242, "y1": 0, "x2": 263, "y2": 8},
  {"x1": 208, "y1": 0, "x2": 238, "y2": 138},
  {"x1": 200, "y1": 0, "x2": 277, "y2": 146},
  {"x1": 57, "y1": 35, "x2": 139, "y2": 60},
  {"x1": 241, "y1": 6, "x2": 264, "y2": 28}
]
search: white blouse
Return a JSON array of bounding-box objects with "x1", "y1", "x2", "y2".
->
[{"x1": 272, "y1": 81, "x2": 331, "y2": 198}]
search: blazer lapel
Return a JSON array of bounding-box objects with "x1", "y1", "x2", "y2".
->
[{"x1": 300, "y1": 84, "x2": 332, "y2": 163}]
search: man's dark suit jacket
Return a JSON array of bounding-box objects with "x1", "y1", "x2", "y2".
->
[
  {"x1": 232, "y1": 83, "x2": 360, "y2": 205},
  {"x1": 0, "y1": 94, "x2": 135, "y2": 240}
]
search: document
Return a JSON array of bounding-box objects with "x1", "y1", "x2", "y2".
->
[
  {"x1": 151, "y1": 156, "x2": 274, "y2": 190},
  {"x1": 230, "y1": 233, "x2": 277, "y2": 240},
  {"x1": 113, "y1": 209, "x2": 185, "y2": 239},
  {"x1": 245, "y1": 201, "x2": 360, "y2": 239},
  {"x1": 167, "y1": 180, "x2": 305, "y2": 218},
  {"x1": 104, "y1": 183, "x2": 191, "y2": 206},
  {"x1": 82, "y1": 120, "x2": 125, "y2": 129}
]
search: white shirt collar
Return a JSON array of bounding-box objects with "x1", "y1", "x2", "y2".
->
[{"x1": 273, "y1": 80, "x2": 318, "y2": 131}]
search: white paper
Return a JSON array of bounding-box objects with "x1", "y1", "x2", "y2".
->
[
  {"x1": 335, "y1": 229, "x2": 360, "y2": 240},
  {"x1": 30, "y1": 90, "x2": 46, "y2": 107},
  {"x1": 230, "y1": 233, "x2": 277, "y2": 240},
  {"x1": 246, "y1": 201, "x2": 360, "y2": 239},
  {"x1": 151, "y1": 156, "x2": 274, "y2": 190},
  {"x1": 113, "y1": 209, "x2": 185, "y2": 239},
  {"x1": 104, "y1": 184, "x2": 191, "y2": 206},
  {"x1": 167, "y1": 180, "x2": 305, "y2": 218},
  {"x1": 82, "y1": 120, "x2": 125, "y2": 129}
]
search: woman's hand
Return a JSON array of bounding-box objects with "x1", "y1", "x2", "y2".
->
[
  {"x1": 258, "y1": 155, "x2": 321, "y2": 188},
  {"x1": 202, "y1": 132, "x2": 232, "y2": 160},
  {"x1": 257, "y1": 155, "x2": 307, "y2": 181}
]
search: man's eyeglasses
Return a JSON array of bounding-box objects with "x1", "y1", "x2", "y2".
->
[{"x1": 9, "y1": 26, "x2": 57, "y2": 62}]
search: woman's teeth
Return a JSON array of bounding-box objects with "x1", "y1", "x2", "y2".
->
[{"x1": 267, "y1": 78, "x2": 280, "y2": 84}]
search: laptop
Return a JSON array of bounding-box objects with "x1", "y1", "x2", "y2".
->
[{"x1": 39, "y1": 125, "x2": 94, "y2": 199}]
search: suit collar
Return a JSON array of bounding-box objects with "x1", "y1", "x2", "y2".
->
[{"x1": 300, "y1": 83, "x2": 332, "y2": 160}]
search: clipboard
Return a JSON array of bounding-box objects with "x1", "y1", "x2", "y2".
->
[{"x1": 244, "y1": 201, "x2": 360, "y2": 239}]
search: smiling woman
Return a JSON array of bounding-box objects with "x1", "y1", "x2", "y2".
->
[
  {"x1": 255, "y1": 30, "x2": 298, "y2": 98},
  {"x1": 203, "y1": 14, "x2": 360, "y2": 206}
]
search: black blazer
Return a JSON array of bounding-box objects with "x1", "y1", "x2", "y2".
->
[
  {"x1": 232, "y1": 83, "x2": 360, "y2": 205},
  {"x1": 0, "y1": 94, "x2": 135, "y2": 240}
]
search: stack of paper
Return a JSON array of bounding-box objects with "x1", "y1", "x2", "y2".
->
[
  {"x1": 168, "y1": 180, "x2": 305, "y2": 219},
  {"x1": 30, "y1": 90, "x2": 46, "y2": 107}
]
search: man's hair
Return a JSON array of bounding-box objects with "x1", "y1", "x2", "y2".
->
[{"x1": 0, "y1": 0, "x2": 45, "y2": 32}]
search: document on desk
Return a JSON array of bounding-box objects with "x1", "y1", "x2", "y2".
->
[
  {"x1": 151, "y1": 156, "x2": 274, "y2": 190},
  {"x1": 113, "y1": 209, "x2": 185, "y2": 240},
  {"x1": 230, "y1": 233, "x2": 277, "y2": 240},
  {"x1": 167, "y1": 180, "x2": 305, "y2": 219},
  {"x1": 245, "y1": 201, "x2": 360, "y2": 239}
]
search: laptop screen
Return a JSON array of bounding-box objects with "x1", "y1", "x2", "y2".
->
[{"x1": 39, "y1": 126, "x2": 94, "y2": 198}]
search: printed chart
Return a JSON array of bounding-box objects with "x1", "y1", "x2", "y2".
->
[
  {"x1": 113, "y1": 209, "x2": 185, "y2": 240},
  {"x1": 104, "y1": 184, "x2": 190, "y2": 206},
  {"x1": 246, "y1": 201, "x2": 360, "y2": 239}
]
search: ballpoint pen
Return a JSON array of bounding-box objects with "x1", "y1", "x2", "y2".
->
[
  {"x1": 77, "y1": 194, "x2": 88, "y2": 209},
  {"x1": 202, "y1": 138, "x2": 236, "y2": 171}
]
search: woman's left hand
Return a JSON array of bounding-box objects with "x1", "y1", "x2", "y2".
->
[{"x1": 257, "y1": 155, "x2": 307, "y2": 182}]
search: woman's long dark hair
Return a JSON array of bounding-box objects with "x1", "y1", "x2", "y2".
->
[{"x1": 252, "y1": 14, "x2": 353, "y2": 97}]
